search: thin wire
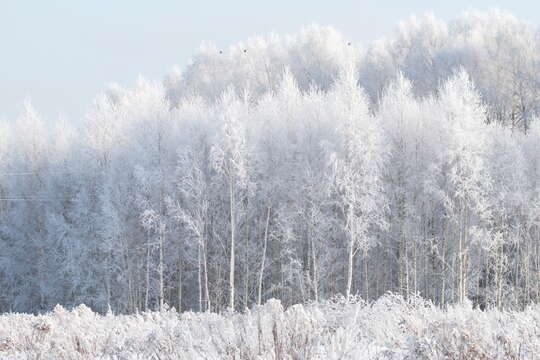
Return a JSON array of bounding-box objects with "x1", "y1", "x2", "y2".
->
[
  {"x1": 0, "y1": 172, "x2": 40, "y2": 176},
  {"x1": 0, "y1": 163, "x2": 179, "y2": 177},
  {"x1": 0, "y1": 198, "x2": 65, "y2": 202}
]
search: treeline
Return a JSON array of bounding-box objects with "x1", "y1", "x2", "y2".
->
[{"x1": 0, "y1": 10, "x2": 540, "y2": 314}]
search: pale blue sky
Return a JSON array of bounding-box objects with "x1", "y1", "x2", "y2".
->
[{"x1": 1, "y1": 0, "x2": 538, "y2": 122}]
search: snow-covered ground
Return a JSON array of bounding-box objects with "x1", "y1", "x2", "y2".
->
[{"x1": 0, "y1": 294, "x2": 538, "y2": 359}]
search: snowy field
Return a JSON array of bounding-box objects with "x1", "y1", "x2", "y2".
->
[{"x1": 0, "y1": 294, "x2": 538, "y2": 360}]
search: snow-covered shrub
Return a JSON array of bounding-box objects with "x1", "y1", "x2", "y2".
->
[{"x1": 0, "y1": 294, "x2": 538, "y2": 359}]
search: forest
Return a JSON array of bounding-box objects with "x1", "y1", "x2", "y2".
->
[{"x1": 1, "y1": 10, "x2": 540, "y2": 315}]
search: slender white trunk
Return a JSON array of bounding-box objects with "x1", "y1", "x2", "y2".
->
[
  {"x1": 441, "y1": 221, "x2": 447, "y2": 307},
  {"x1": 177, "y1": 257, "x2": 182, "y2": 312},
  {"x1": 244, "y1": 211, "x2": 251, "y2": 309},
  {"x1": 121, "y1": 235, "x2": 134, "y2": 312},
  {"x1": 496, "y1": 245, "x2": 503, "y2": 310},
  {"x1": 202, "y1": 237, "x2": 210, "y2": 311},
  {"x1": 458, "y1": 203, "x2": 468, "y2": 304},
  {"x1": 198, "y1": 242, "x2": 203, "y2": 312},
  {"x1": 311, "y1": 237, "x2": 318, "y2": 302},
  {"x1": 145, "y1": 233, "x2": 150, "y2": 311},
  {"x1": 159, "y1": 228, "x2": 164, "y2": 311},
  {"x1": 346, "y1": 236, "x2": 354, "y2": 299},
  {"x1": 257, "y1": 205, "x2": 271, "y2": 306},
  {"x1": 229, "y1": 180, "x2": 235, "y2": 311},
  {"x1": 363, "y1": 250, "x2": 369, "y2": 299}
]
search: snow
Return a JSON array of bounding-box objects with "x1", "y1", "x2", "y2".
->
[
  {"x1": 0, "y1": 294, "x2": 538, "y2": 359},
  {"x1": 1, "y1": 11, "x2": 540, "y2": 359}
]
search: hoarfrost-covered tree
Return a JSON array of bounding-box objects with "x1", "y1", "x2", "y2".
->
[
  {"x1": 327, "y1": 64, "x2": 386, "y2": 299},
  {"x1": 211, "y1": 89, "x2": 251, "y2": 311},
  {"x1": 427, "y1": 70, "x2": 491, "y2": 304},
  {"x1": 2, "y1": 13, "x2": 540, "y2": 314},
  {"x1": 377, "y1": 73, "x2": 427, "y2": 298},
  {"x1": 8, "y1": 101, "x2": 50, "y2": 311},
  {"x1": 170, "y1": 143, "x2": 212, "y2": 312}
]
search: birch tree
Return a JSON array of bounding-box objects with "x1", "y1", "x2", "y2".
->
[
  {"x1": 211, "y1": 89, "x2": 251, "y2": 311},
  {"x1": 328, "y1": 64, "x2": 386, "y2": 299}
]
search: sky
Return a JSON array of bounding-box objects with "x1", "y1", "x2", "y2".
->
[{"x1": 1, "y1": 0, "x2": 539, "y2": 123}]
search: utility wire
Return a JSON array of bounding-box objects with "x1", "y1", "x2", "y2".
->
[
  {"x1": 0, "y1": 172, "x2": 41, "y2": 176},
  {"x1": 0, "y1": 198, "x2": 64, "y2": 202}
]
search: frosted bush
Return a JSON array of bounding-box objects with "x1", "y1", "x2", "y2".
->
[{"x1": 0, "y1": 294, "x2": 538, "y2": 359}]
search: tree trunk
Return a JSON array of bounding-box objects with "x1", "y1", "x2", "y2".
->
[
  {"x1": 159, "y1": 228, "x2": 164, "y2": 311},
  {"x1": 177, "y1": 257, "x2": 183, "y2": 312},
  {"x1": 363, "y1": 249, "x2": 369, "y2": 299},
  {"x1": 311, "y1": 237, "x2": 318, "y2": 302},
  {"x1": 198, "y1": 242, "x2": 203, "y2": 312},
  {"x1": 202, "y1": 236, "x2": 210, "y2": 311},
  {"x1": 229, "y1": 180, "x2": 236, "y2": 311},
  {"x1": 244, "y1": 209, "x2": 251, "y2": 309},
  {"x1": 257, "y1": 205, "x2": 271, "y2": 306},
  {"x1": 145, "y1": 233, "x2": 150, "y2": 311},
  {"x1": 346, "y1": 237, "x2": 354, "y2": 299}
]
